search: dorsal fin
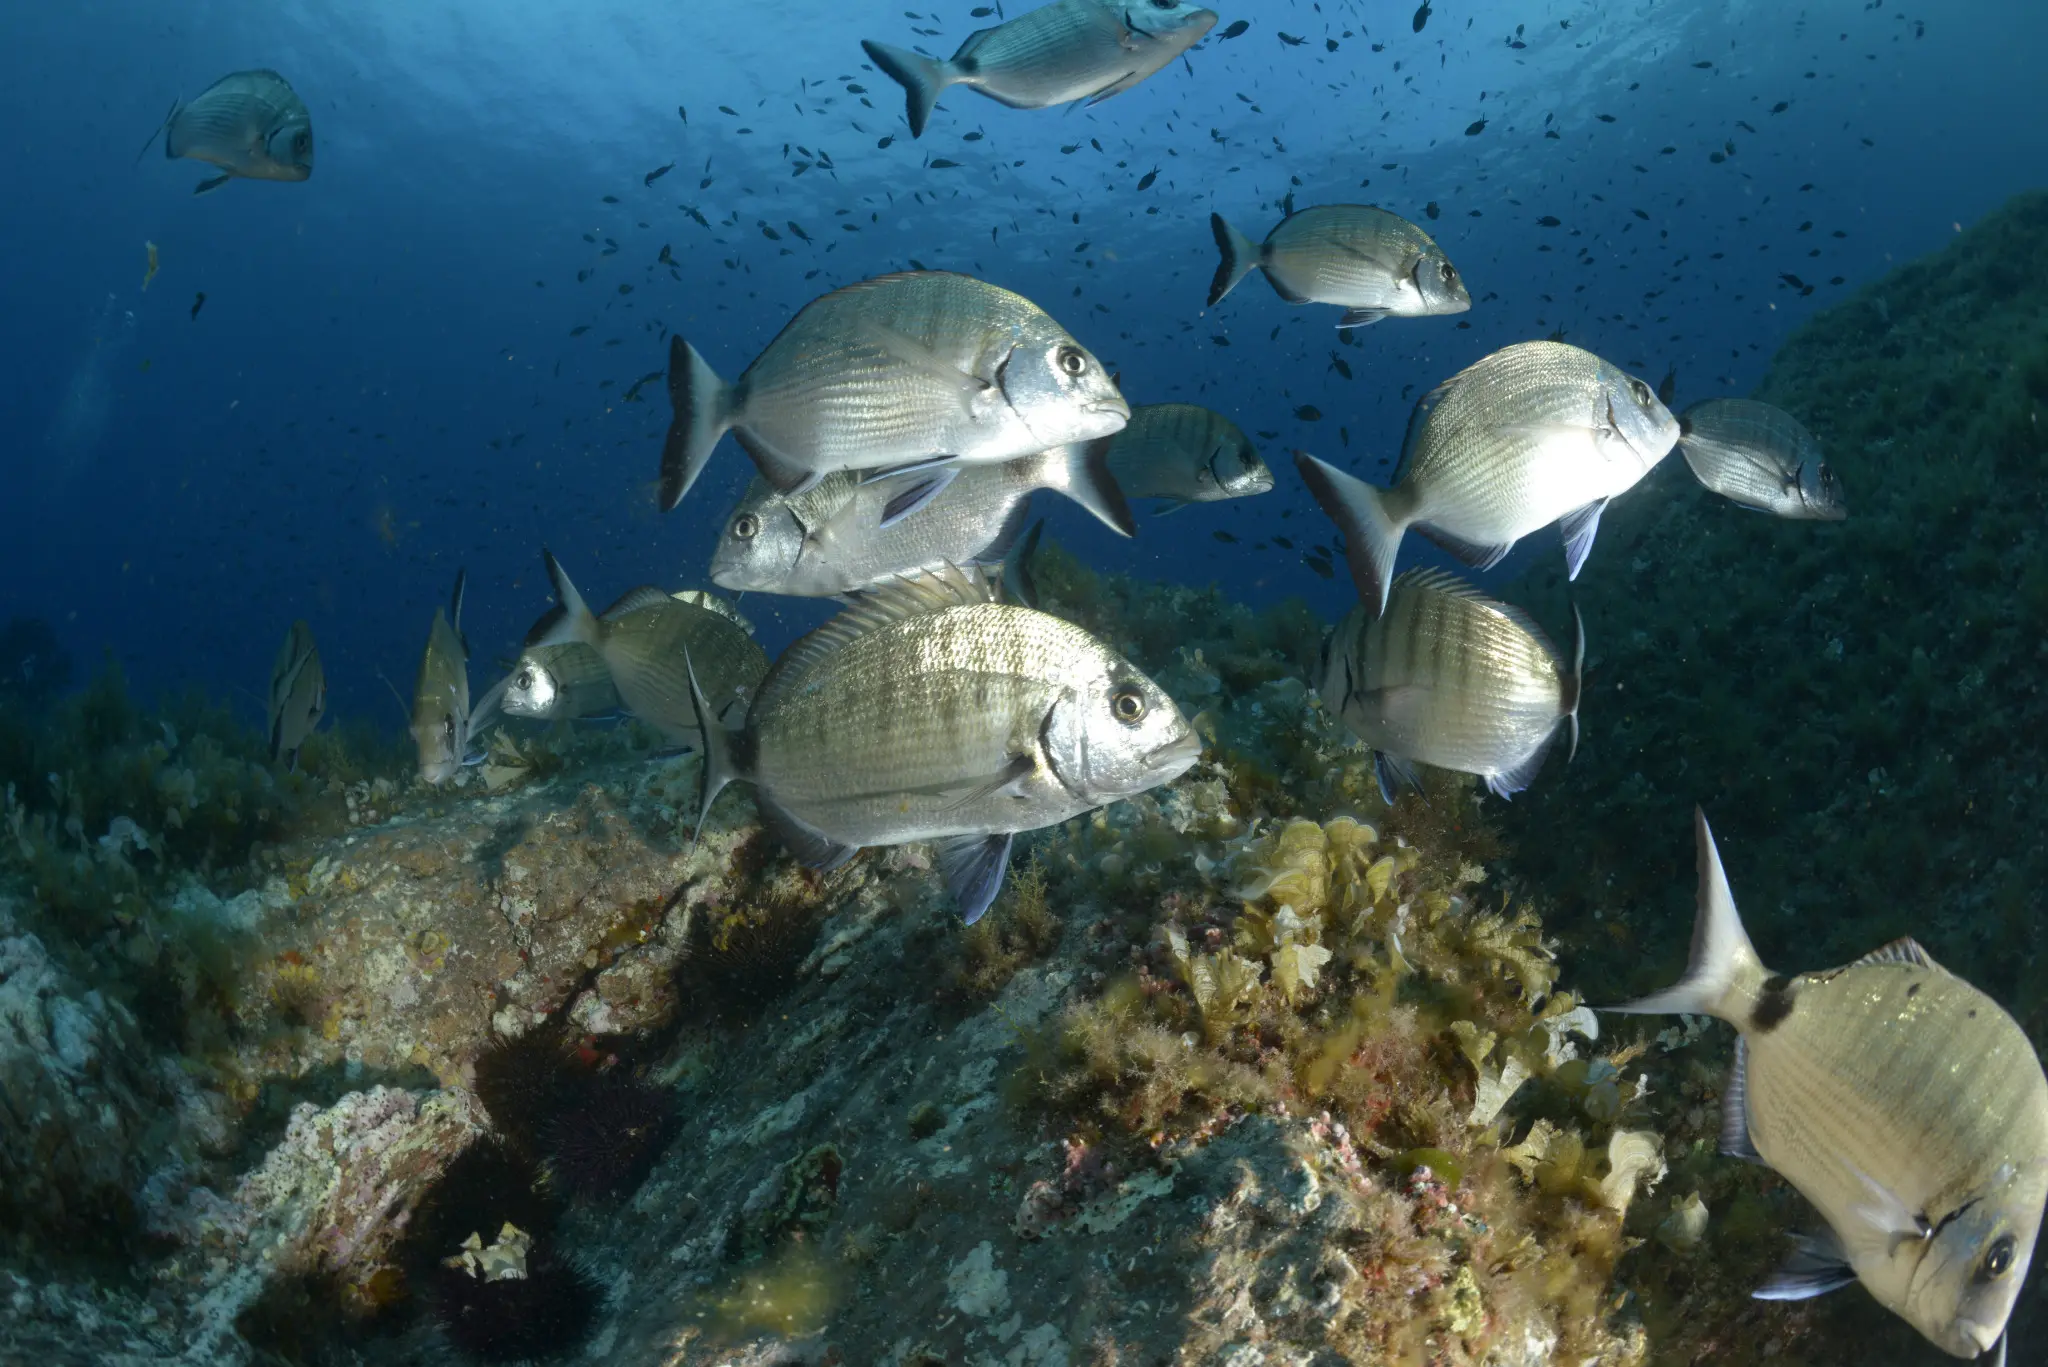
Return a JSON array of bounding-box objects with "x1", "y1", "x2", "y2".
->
[
  {"x1": 756, "y1": 564, "x2": 1000, "y2": 708},
  {"x1": 1393, "y1": 568, "x2": 1564, "y2": 660},
  {"x1": 1846, "y1": 937, "x2": 1944, "y2": 973}
]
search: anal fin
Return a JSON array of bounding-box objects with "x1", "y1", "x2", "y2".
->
[
  {"x1": 1373, "y1": 751, "x2": 1423, "y2": 805},
  {"x1": 1415, "y1": 521, "x2": 1515, "y2": 571},
  {"x1": 1338, "y1": 307, "x2": 1391, "y2": 328},
  {"x1": 755, "y1": 791, "x2": 858, "y2": 871},
  {"x1": 1719, "y1": 1037, "x2": 1764, "y2": 1163}
]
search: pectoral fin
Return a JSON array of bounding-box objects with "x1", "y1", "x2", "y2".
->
[
  {"x1": 936, "y1": 832, "x2": 1014, "y2": 925},
  {"x1": 1558, "y1": 497, "x2": 1610, "y2": 581},
  {"x1": 877, "y1": 466, "x2": 960, "y2": 528},
  {"x1": 854, "y1": 319, "x2": 990, "y2": 402},
  {"x1": 193, "y1": 173, "x2": 232, "y2": 195},
  {"x1": 1752, "y1": 1231, "x2": 1857, "y2": 1302}
]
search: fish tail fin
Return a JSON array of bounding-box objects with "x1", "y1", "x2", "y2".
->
[
  {"x1": 140, "y1": 99, "x2": 178, "y2": 163},
  {"x1": 1048, "y1": 439, "x2": 1136, "y2": 538},
  {"x1": 860, "y1": 39, "x2": 952, "y2": 139},
  {"x1": 680, "y1": 645, "x2": 738, "y2": 846},
  {"x1": 1563, "y1": 600, "x2": 1586, "y2": 763},
  {"x1": 1294, "y1": 451, "x2": 1407, "y2": 616},
  {"x1": 541, "y1": 549, "x2": 600, "y2": 647},
  {"x1": 1605, "y1": 809, "x2": 1765, "y2": 1021},
  {"x1": 999, "y1": 517, "x2": 1045, "y2": 609},
  {"x1": 659, "y1": 335, "x2": 734, "y2": 510},
  {"x1": 1207, "y1": 213, "x2": 1262, "y2": 307}
]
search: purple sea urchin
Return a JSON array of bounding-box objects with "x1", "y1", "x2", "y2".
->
[
  {"x1": 473, "y1": 1026, "x2": 578, "y2": 1152},
  {"x1": 541, "y1": 1071, "x2": 675, "y2": 1202}
]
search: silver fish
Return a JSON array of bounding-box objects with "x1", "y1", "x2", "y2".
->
[
  {"x1": 709, "y1": 445, "x2": 1132, "y2": 599},
  {"x1": 1679, "y1": 398, "x2": 1847, "y2": 521},
  {"x1": 660, "y1": 270, "x2": 1129, "y2": 510},
  {"x1": 266, "y1": 620, "x2": 326, "y2": 771},
  {"x1": 1297, "y1": 340, "x2": 1680, "y2": 614},
  {"x1": 152, "y1": 69, "x2": 313, "y2": 195},
  {"x1": 543, "y1": 555, "x2": 767, "y2": 750},
  {"x1": 500, "y1": 643, "x2": 620, "y2": 722},
  {"x1": 687, "y1": 566, "x2": 1200, "y2": 923},
  {"x1": 1207, "y1": 205, "x2": 1471, "y2": 327},
  {"x1": 861, "y1": 0, "x2": 1218, "y2": 139},
  {"x1": 1319, "y1": 568, "x2": 1582, "y2": 803},
  {"x1": 1613, "y1": 811, "x2": 2048, "y2": 1364},
  {"x1": 411, "y1": 571, "x2": 473, "y2": 787},
  {"x1": 1090, "y1": 402, "x2": 1273, "y2": 509}
]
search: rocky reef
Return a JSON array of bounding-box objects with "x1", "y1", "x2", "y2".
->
[{"x1": 6, "y1": 200, "x2": 2045, "y2": 1363}]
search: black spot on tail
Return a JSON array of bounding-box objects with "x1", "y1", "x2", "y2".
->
[{"x1": 1752, "y1": 974, "x2": 1796, "y2": 1032}]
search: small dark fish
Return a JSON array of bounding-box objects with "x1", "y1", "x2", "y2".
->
[
  {"x1": 1219, "y1": 19, "x2": 1250, "y2": 40},
  {"x1": 1137, "y1": 169, "x2": 1158, "y2": 191},
  {"x1": 1538, "y1": 215, "x2": 1562, "y2": 227},
  {"x1": 1424, "y1": 201, "x2": 1440, "y2": 220},
  {"x1": 1413, "y1": 1, "x2": 1432, "y2": 33},
  {"x1": 1213, "y1": 529, "x2": 1238, "y2": 543},
  {"x1": 644, "y1": 162, "x2": 675, "y2": 186},
  {"x1": 929, "y1": 158, "x2": 961, "y2": 169},
  {"x1": 571, "y1": 325, "x2": 591, "y2": 336},
  {"x1": 1295, "y1": 405, "x2": 1322, "y2": 422},
  {"x1": 602, "y1": 194, "x2": 619, "y2": 203},
  {"x1": 1465, "y1": 119, "x2": 1487, "y2": 136},
  {"x1": 677, "y1": 105, "x2": 688, "y2": 123},
  {"x1": 1277, "y1": 32, "x2": 1305, "y2": 46},
  {"x1": 190, "y1": 292, "x2": 206, "y2": 320}
]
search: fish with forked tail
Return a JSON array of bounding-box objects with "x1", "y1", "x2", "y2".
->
[
  {"x1": 144, "y1": 69, "x2": 313, "y2": 195},
  {"x1": 1609, "y1": 811, "x2": 2048, "y2": 1366},
  {"x1": 1207, "y1": 205, "x2": 1470, "y2": 328},
  {"x1": 1678, "y1": 398, "x2": 1847, "y2": 520},
  {"x1": 861, "y1": 0, "x2": 1218, "y2": 139},
  {"x1": 266, "y1": 620, "x2": 326, "y2": 771}
]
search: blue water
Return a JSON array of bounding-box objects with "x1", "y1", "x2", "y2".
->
[{"x1": 1, "y1": 0, "x2": 2041, "y2": 725}]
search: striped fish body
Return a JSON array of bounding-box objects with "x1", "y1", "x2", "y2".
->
[
  {"x1": 266, "y1": 619, "x2": 326, "y2": 768},
  {"x1": 1679, "y1": 398, "x2": 1846, "y2": 519},
  {"x1": 745, "y1": 574, "x2": 1194, "y2": 849},
  {"x1": 596, "y1": 598, "x2": 767, "y2": 748},
  {"x1": 166, "y1": 69, "x2": 312, "y2": 182},
  {"x1": 501, "y1": 642, "x2": 620, "y2": 721},
  {"x1": 1321, "y1": 568, "x2": 1578, "y2": 799},
  {"x1": 411, "y1": 607, "x2": 470, "y2": 786},
  {"x1": 711, "y1": 467, "x2": 1031, "y2": 597},
  {"x1": 1242, "y1": 206, "x2": 1469, "y2": 321},
  {"x1": 946, "y1": 0, "x2": 1216, "y2": 108},
  {"x1": 1395, "y1": 341, "x2": 1676, "y2": 550},
  {"x1": 1099, "y1": 402, "x2": 1271, "y2": 505}
]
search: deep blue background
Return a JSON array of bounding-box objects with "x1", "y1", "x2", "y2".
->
[{"x1": 2, "y1": 0, "x2": 2040, "y2": 731}]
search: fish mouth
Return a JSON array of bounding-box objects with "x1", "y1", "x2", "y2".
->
[{"x1": 1149, "y1": 731, "x2": 1204, "y2": 776}]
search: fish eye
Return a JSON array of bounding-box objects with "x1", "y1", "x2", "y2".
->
[
  {"x1": 1440, "y1": 261, "x2": 1458, "y2": 283},
  {"x1": 1110, "y1": 685, "x2": 1147, "y2": 724},
  {"x1": 515, "y1": 669, "x2": 533, "y2": 690},
  {"x1": 733, "y1": 513, "x2": 761, "y2": 540},
  {"x1": 1057, "y1": 345, "x2": 1089, "y2": 377},
  {"x1": 1984, "y1": 1234, "x2": 2017, "y2": 1279},
  {"x1": 1629, "y1": 379, "x2": 1653, "y2": 406}
]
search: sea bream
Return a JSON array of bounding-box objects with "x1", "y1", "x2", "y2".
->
[
  {"x1": 684, "y1": 565, "x2": 1200, "y2": 923},
  {"x1": 1086, "y1": 402, "x2": 1274, "y2": 510},
  {"x1": 1611, "y1": 811, "x2": 2048, "y2": 1365},
  {"x1": 1319, "y1": 568, "x2": 1582, "y2": 803},
  {"x1": 709, "y1": 443, "x2": 1133, "y2": 599},
  {"x1": 541, "y1": 554, "x2": 768, "y2": 752},
  {"x1": 266, "y1": 620, "x2": 326, "y2": 771},
  {"x1": 411, "y1": 571, "x2": 475, "y2": 786},
  {"x1": 1678, "y1": 398, "x2": 1847, "y2": 520},
  {"x1": 1296, "y1": 340, "x2": 1680, "y2": 614},
  {"x1": 145, "y1": 69, "x2": 313, "y2": 195},
  {"x1": 1207, "y1": 205, "x2": 1471, "y2": 328},
  {"x1": 659, "y1": 271, "x2": 1129, "y2": 513},
  {"x1": 861, "y1": 0, "x2": 1219, "y2": 140}
]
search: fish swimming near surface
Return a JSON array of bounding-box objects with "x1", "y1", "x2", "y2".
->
[
  {"x1": 411, "y1": 571, "x2": 475, "y2": 786},
  {"x1": 145, "y1": 69, "x2": 313, "y2": 195},
  {"x1": 1088, "y1": 402, "x2": 1273, "y2": 510},
  {"x1": 1296, "y1": 340, "x2": 1680, "y2": 614},
  {"x1": 1207, "y1": 205, "x2": 1471, "y2": 327},
  {"x1": 1610, "y1": 811, "x2": 2048, "y2": 1366},
  {"x1": 709, "y1": 443, "x2": 1133, "y2": 599},
  {"x1": 861, "y1": 0, "x2": 1219, "y2": 139},
  {"x1": 266, "y1": 620, "x2": 326, "y2": 771},
  {"x1": 541, "y1": 554, "x2": 768, "y2": 751},
  {"x1": 1678, "y1": 398, "x2": 1847, "y2": 520},
  {"x1": 685, "y1": 565, "x2": 1201, "y2": 923},
  {"x1": 1319, "y1": 568, "x2": 1582, "y2": 803},
  {"x1": 660, "y1": 270, "x2": 1129, "y2": 512}
]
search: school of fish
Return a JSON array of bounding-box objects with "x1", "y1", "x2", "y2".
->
[{"x1": 216, "y1": 1, "x2": 2032, "y2": 1359}]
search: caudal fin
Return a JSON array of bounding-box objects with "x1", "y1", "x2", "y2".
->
[
  {"x1": 541, "y1": 549, "x2": 600, "y2": 647},
  {"x1": 1207, "y1": 213, "x2": 1263, "y2": 307},
  {"x1": 659, "y1": 335, "x2": 734, "y2": 511},
  {"x1": 681, "y1": 645, "x2": 737, "y2": 845},
  {"x1": 1048, "y1": 440, "x2": 1136, "y2": 538},
  {"x1": 1294, "y1": 451, "x2": 1408, "y2": 616},
  {"x1": 861, "y1": 39, "x2": 950, "y2": 139},
  {"x1": 1605, "y1": 809, "x2": 1764, "y2": 1021},
  {"x1": 1563, "y1": 601, "x2": 1586, "y2": 763}
]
